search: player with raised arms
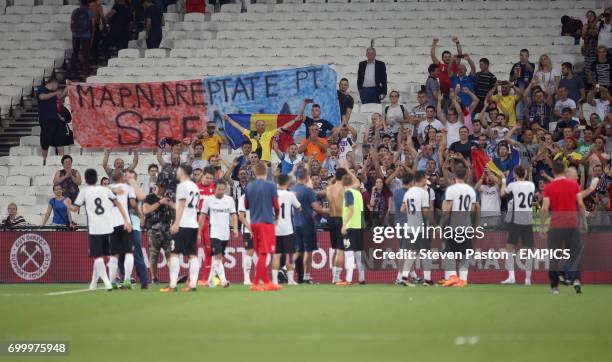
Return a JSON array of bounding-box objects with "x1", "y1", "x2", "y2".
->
[
  {"x1": 244, "y1": 161, "x2": 281, "y2": 292},
  {"x1": 272, "y1": 174, "x2": 302, "y2": 286},
  {"x1": 441, "y1": 165, "x2": 477, "y2": 287},
  {"x1": 65, "y1": 169, "x2": 132, "y2": 291},
  {"x1": 200, "y1": 179, "x2": 238, "y2": 288},
  {"x1": 162, "y1": 164, "x2": 201, "y2": 292},
  {"x1": 108, "y1": 169, "x2": 137, "y2": 289},
  {"x1": 500, "y1": 165, "x2": 536, "y2": 285}
]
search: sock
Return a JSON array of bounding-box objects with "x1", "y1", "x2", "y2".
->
[
  {"x1": 243, "y1": 254, "x2": 252, "y2": 283},
  {"x1": 287, "y1": 270, "x2": 295, "y2": 283},
  {"x1": 188, "y1": 258, "x2": 199, "y2": 289},
  {"x1": 89, "y1": 263, "x2": 98, "y2": 290},
  {"x1": 304, "y1": 272, "x2": 311, "y2": 281},
  {"x1": 409, "y1": 270, "x2": 418, "y2": 279},
  {"x1": 255, "y1": 252, "x2": 269, "y2": 284},
  {"x1": 169, "y1": 255, "x2": 179, "y2": 289},
  {"x1": 272, "y1": 269, "x2": 279, "y2": 284},
  {"x1": 333, "y1": 267, "x2": 341, "y2": 283},
  {"x1": 355, "y1": 251, "x2": 365, "y2": 282},
  {"x1": 396, "y1": 271, "x2": 402, "y2": 281},
  {"x1": 216, "y1": 258, "x2": 227, "y2": 284},
  {"x1": 200, "y1": 245, "x2": 211, "y2": 282},
  {"x1": 459, "y1": 260, "x2": 469, "y2": 281},
  {"x1": 108, "y1": 256, "x2": 118, "y2": 283},
  {"x1": 95, "y1": 258, "x2": 112, "y2": 289},
  {"x1": 403, "y1": 259, "x2": 415, "y2": 279},
  {"x1": 505, "y1": 254, "x2": 515, "y2": 280},
  {"x1": 345, "y1": 251, "x2": 355, "y2": 283},
  {"x1": 507, "y1": 270, "x2": 516, "y2": 280},
  {"x1": 525, "y1": 258, "x2": 533, "y2": 281},
  {"x1": 123, "y1": 253, "x2": 134, "y2": 282},
  {"x1": 423, "y1": 270, "x2": 431, "y2": 281}
]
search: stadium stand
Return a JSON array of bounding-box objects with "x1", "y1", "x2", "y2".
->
[
  {"x1": 0, "y1": 1, "x2": 73, "y2": 116},
  {"x1": 0, "y1": 0, "x2": 607, "y2": 226}
]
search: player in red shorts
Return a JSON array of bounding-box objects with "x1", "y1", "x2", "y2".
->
[
  {"x1": 243, "y1": 161, "x2": 281, "y2": 292},
  {"x1": 195, "y1": 166, "x2": 216, "y2": 286}
]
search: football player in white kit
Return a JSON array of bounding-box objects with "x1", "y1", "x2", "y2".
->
[
  {"x1": 500, "y1": 165, "x2": 536, "y2": 285},
  {"x1": 442, "y1": 166, "x2": 477, "y2": 287},
  {"x1": 65, "y1": 169, "x2": 132, "y2": 291},
  {"x1": 238, "y1": 193, "x2": 256, "y2": 285},
  {"x1": 400, "y1": 171, "x2": 434, "y2": 286},
  {"x1": 108, "y1": 169, "x2": 137, "y2": 289},
  {"x1": 200, "y1": 179, "x2": 238, "y2": 288},
  {"x1": 162, "y1": 164, "x2": 201, "y2": 292},
  {"x1": 272, "y1": 174, "x2": 302, "y2": 286}
]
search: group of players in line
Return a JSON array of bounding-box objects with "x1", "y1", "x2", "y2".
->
[{"x1": 67, "y1": 149, "x2": 591, "y2": 293}]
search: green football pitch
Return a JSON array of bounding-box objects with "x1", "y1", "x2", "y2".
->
[{"x1": 1, "y1": 284, "x2": 611, "y2": 362}]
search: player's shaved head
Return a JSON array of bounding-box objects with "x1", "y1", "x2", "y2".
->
[
  {"x1": 254, "y1": 161, "x2": 268, "y2": 176},
  {"x1": 111, "y1": 169, "x2": 124, "y2": 183},
  {"x1": 297, "y1": 168, "x2": 310, "y2": 182},
  {"x1": 552, "y1": 160, "x2": 565, "y2": 175}
]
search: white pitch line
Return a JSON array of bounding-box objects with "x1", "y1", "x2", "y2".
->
[{"x1": 46, "y1": 288, "x2": 96, "y2": 296}]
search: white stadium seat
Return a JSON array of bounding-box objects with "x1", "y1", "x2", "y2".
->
[
  {"x1": 6, "y1": 6, "x2": 33, "y2": 15},
  {"x1": 221, "y1": 4, "x2": 240, "y2": 13},
  {"x1": 6, "y1": 175, "x2": 30, "y2": 186}
]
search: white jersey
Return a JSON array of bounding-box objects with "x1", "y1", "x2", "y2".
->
[
  {"x1": 338, "y1": 135, "x2": 354, "y2": 161},
  {"x1": 202, "y1": 195, "x2": 236, "y2": 241},
  {"x1": 110, "y1": 183, "x2": 135, "y2": 228},
  {"x1": 445, "y1": 183, "x2": 476, "y2": 226},
  {"x1": 506, "y1": 180, "x2": 535, "y2": 225},
  {"x1": 238, "y1": 194, "x2": 251, "y2": 235},
  {"x1": 74, "y1": 185, "x2": 117, "y2": 235},
  {"x1": 276, "y1": 189, "x2": 301, "y2": 236},
  {"x1": 403, "y1": 186, "x2": 430, "y2": 229},
  {"x1": 479, "y1": 184, "x2": 501, "y2": 217},
  {"x1": 176, "y1": 180, "x2": 200, "y2": 229}
]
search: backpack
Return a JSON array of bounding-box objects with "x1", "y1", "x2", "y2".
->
[
  {"x1": 72, "y1": 7, "x2": 90, "y2": 36},
  {"x1": 384, "y1": 104, "x2": 406, "y2": 117}
]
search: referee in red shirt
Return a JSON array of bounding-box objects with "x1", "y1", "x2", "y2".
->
[{"x1": 540, "y1": 161, "x2": 587, "y2": 294}]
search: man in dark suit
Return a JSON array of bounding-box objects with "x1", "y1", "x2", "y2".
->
[{"x1": 357, "y1": 47, "x2": 388, "y2": 104}]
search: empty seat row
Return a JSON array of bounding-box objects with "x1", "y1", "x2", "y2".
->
[
  {"x1": 210, "y1": 8, "x2": 582, "y2": 22},
  {"x1": 3, "y1": 4, "x2": 76, "y2": 15},
  {"x1": 0, "y1": 40, "x2": 70, "y2": 50}
]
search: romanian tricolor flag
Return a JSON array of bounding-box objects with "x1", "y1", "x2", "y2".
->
[
  {"x1": 471, "y1": 148, "x2": 503, "y2": 180},
  {"x1": 223, "y1": 114, "x2": 302, "y2": 152}
]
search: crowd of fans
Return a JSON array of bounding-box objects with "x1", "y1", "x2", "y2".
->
[{"x1": 19, "y1": 6, "x2": 612, "y2": 236}]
